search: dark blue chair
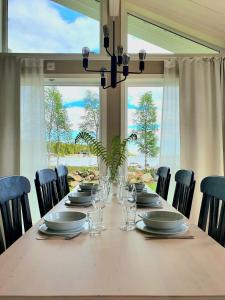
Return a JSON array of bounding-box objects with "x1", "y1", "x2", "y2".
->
[
  {"x1": 55, "y1": 165, "x2": 70, "y2": 200},
  {"x1": 198, "y1": 176, "x2": 225, "y2": 247},
  {"x1": 35, "y1": 169, "x2": 59, "y2": 217},
  {"x1": 172, "y1": 169, "x2": 195, "y2": 218},
  {"x1": 156, "y1": 166, "x2": 171, "y2": 200},
  {"x1": 0, "y1": 176, "x2": 32, "y2": 253}
]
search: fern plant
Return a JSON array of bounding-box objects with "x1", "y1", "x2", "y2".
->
[{"x1": 75, "y1": 132, "x2": 137, "y2": 182}]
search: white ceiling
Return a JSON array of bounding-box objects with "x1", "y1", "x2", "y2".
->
[{"x1": 126, "y1": 0, "x2": 225, "y2": 51}]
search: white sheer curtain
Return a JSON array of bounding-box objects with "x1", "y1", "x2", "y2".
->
[
  {"x1": 179, "y1": 57, "x2": 224, "y2": 222},
  {"x1": 20, "y1": 58, "x2": 47, "y2": 222},
  {"x1": 160, "y1": 59, "x2": 180, "y2": 202},
  {"x1": 0, "y1": 55, "x2": 20, "y2": 176}
]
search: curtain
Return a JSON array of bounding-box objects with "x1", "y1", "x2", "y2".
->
[
  {"x1": 0, "y1": 55, "x2": 20, "y2": 176},
  {"x1": 20, "y1": 58, "x2": 47, "y2": 222},
  {"x1": 179, "y1": 57, "x2": 224, "y2": 223},
  {"x1": 160, "y1": 59, "x2": 180, "y2": 202}
]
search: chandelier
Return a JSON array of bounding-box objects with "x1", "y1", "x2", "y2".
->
[{"x1": 81, "y1": 20, "x2": 147, "y2": 89}]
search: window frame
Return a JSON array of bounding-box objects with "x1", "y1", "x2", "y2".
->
[{"x1": 3, "y1": 0, "x2": 107, "y2": 57}]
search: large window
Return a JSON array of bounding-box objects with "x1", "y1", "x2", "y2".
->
[
  {"x1": 45, "y1": 84, "x2": 100, "y2": 188},
  {"x1": 127, "y1": 85, "x2": 163, "y2": 190},
  {"x1": 8, "y1": 0, "x2": 100, "y2": 53},
  {"x1": 127, "y1": 14, "x2": 218, "y2": 54}
]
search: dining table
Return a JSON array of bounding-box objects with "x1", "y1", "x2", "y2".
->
[{"x1": 0, "y1": 187, "x2": 225, "y2": 300}]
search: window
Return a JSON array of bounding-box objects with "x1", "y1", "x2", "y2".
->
[
  {"x1": 127, "y1": 14, "x2": 218, "y2": 54},
  {"x1": 44, "y1": 84, "x2": 100, "y2": 188},
  {"x1": 127, "y1": 85, "x2": 163, "y2": 190},
  {"x1": 8, "y1": 0, "x2": 100, "y2": 53}
]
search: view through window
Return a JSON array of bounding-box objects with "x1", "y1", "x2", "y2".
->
[
  {"x1": 8, "y1": 0, "x2": 100, "y2": 53},
  {"x1": 127, "y1": 86, "x2": 163, "y2": 190},
  {"x1": 45, "y1": 85, "x2": 100, "y2": 189},
  {"x1": 127, "y1": 14, "x2": 218, "y2": 54}
]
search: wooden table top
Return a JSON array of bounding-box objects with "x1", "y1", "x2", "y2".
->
[{"x1": 0, "y1": 191, "x2": 225, "y2": 300}]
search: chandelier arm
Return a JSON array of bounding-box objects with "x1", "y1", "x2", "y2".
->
[
  {"x1": 103, "y1": 84, "x2": 112, "y2": 89},
  {"x1": 128, "y1": 70, "x2": 143, "y2": 74},
  {"x1": 84, "y1": 69, "x2": 110, "y2": 73},
  {"x1": 115, "y1": 76, "x2": 127, "y2": 85},
  {"x1": 105, "y1": 48, "x2": 112, "y2": 57}
]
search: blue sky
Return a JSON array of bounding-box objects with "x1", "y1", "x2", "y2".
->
[{"x1": 8, "y1": 0, "x2": 100, "y2": 53}]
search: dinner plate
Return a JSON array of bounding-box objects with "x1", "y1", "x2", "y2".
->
[
  {"x1": 38, "y1": 223, "x2": 86, "y2": 236},
  {"x1": 135, "y1": 220, "x2": 188, "y2": 235},
  {"x1": 137, "y1": 192, "x2": 159, "y2": 204},
  {"x1": 65, "y1": 199, "x2": 92, "y2": 207},
  {"x1": 137, "y1": 200, "x2": 162, "y2": 208},
  {"x1": 68, "y1": 192, "x2": 91, "y2": 204}
]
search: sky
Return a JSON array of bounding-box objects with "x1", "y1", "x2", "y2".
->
[
  {"x1": 8, "y1": 0, "x2": 171, "y2": 54},
  {"x1": 8, "y1": 0, "x2": 100, "y2": 53},
  {"x1": 50, "y1": 86, "x2": 163, "y2": 155}
]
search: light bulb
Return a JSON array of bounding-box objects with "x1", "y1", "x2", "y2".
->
[
  {"x1": 122, "y1": 53, "x2": 130, "y2": 66},
  {"x1": 103, "y1": 25, "x2": 109, "y2": 37},
  {"x1": 82, "y1": 47, "x2": 90, "y2": 58},
  {"x1": 139, "y1": 49, "x2": 146, "y2": 61},
  {"x1": 117, "y1": 45, "x2": 123, "y2": 56}
]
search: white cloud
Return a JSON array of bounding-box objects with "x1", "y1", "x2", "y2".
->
[
  {"x1": 66, "y1": 107, "x2": 85, "y2": 131},
  {"x1": 57, "y1": 86, "x2": 99, "y2": 102},
  {"x1": 128, "y1": 34, "x2": 172, "y2": 54},
  {"x1": 8, "y1": 0, "x2": 100, "y2": 53}
]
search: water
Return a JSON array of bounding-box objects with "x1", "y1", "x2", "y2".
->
[{"x1": 50, "y1": 154, "x2": 159, "y2": 168}]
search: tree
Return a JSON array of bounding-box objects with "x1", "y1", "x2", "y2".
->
[
  {"x1": 134, "y1": 91, "x2": 159, "y2": 170},
  {"x1": 79, "y1": 90, "x2": 100, "y2": 139},
  {"x1": 45, "y1": 87, "x2": 72, "y2": 164}
]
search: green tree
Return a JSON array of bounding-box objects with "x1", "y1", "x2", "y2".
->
[
  {"x1": 134, "y1": 92, "x2": 159, "y2": 170},
  {"x1": 45, "y1": 87, "x2": 72, "y2": 164},
  {"x1": 79, "y1": 90, "x2": 100, "y2": 139}
]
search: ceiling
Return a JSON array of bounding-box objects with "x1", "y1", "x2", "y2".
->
[{"x1": 126, "y1": 0, "x2": 225, "y2": 51}]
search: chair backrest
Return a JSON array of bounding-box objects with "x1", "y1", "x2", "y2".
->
[
  {"x1": 156, "y1": 166, "x2": 171, "y2": 200},
  {"x1": 55, "y1": 165, "x2": 70, "y2": 199},
  {"x1": 172, "y1": 169, "x2": 195, "y2": 218},
  {"x1": 35, "y1": 169, "x2": 59, "y2": 217},
  {"x1": 0, "y1": 176, "x2": 32, "y2": 253},
  {"x1": 198, "y1": 176, "x2": 225, "y2": 247}
]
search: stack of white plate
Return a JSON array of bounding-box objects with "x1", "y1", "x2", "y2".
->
[
  {"x1": 137, "y1": 192, "x2": 161, "y2": 208},
  {"x1": 39, "y1": 211, "x2": 86, "y2": 236},
  {"x1": 67, "y1": 191, "x2": 92, "y2": 206},
  {"x1": 79, "y1": 183, "x2": 97, "y2": 191},
  {"x1": 136, "y1": 211, "x2": 188, "y2": 235}
]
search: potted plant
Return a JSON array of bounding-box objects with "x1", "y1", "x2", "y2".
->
[{"x1": 75, "y1": 132, "x2": 137, "y2": 185}]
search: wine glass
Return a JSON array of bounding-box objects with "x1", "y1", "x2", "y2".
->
[{"x1": 120, "y1": 184, "x2": 137, "y2": 231}]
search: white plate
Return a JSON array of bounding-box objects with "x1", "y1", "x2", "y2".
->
[
  {"x1": 65, "y1": 199, "x2": 92, "y2": 207},
  {"x1": 44, "y1": 211, "x2": 86, "y2": 231},
  {"x1": 68, "y1": 192, "x2": 91, "y2": 204},
  {"x1": 38, "y1": 223, "x2": 85, "y2": 236},
  {"x1": 137, "y1": 200, "x2": 162, "y2": 208},
  {"x1": 136, "y1": 220, "x2": 188, "y2": 235}
]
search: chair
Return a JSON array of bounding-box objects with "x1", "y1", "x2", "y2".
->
[
  {"x1": 198, "y1": 176, "x2": 225, "y2": 247},
  {"x1": 172, "y1": 169, "x2": 195, "y2": 218},
  {"x1": 35, "y1": 169, "x2": 59, "y2": 217},
  {"x1": 0, "y1": 176, "x2": 32, "y2": 253},
  {"x1": 55, "y1": 165, "x2": 70, "y2": 199},
  {"x1": 156, "y1": 167, "x2": 171, "y2": 200}
]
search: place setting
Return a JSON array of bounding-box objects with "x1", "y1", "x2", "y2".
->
[
  {"x1": 65, "y1": 182, "x2": 97, "y2": 207},
  {"x1": 37, "y1": 211, "x2": 87, "y2": 240},
  {"x1": 136, "y1": 210, "x2": 194, "y2": 240}
]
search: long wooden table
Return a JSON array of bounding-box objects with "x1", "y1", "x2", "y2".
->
[{"x1": 1, "y1": 192, "x2": 225, "y2": 300}]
